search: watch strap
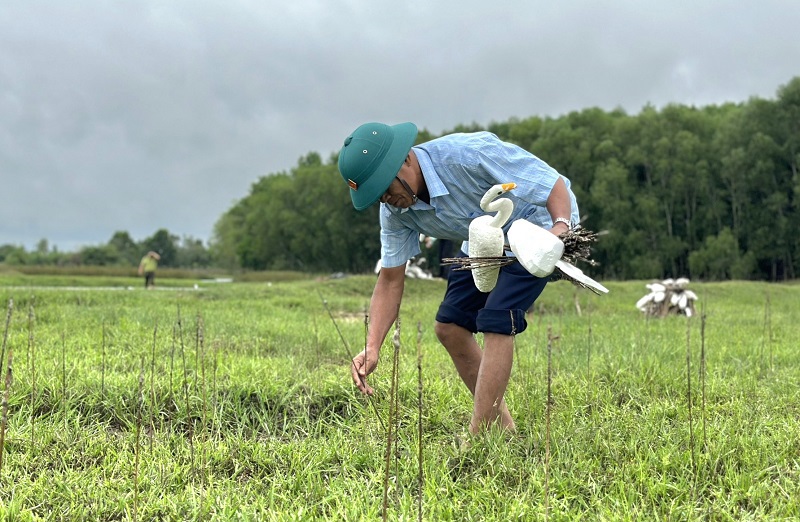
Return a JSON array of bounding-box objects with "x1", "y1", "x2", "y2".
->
[{"x1": 553, "y1": 217, "x2": 572, "y2": 230}]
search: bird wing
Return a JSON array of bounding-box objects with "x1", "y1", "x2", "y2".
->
[{"x1": 554, "y1": 260, "x2": 609, "y2": 294}]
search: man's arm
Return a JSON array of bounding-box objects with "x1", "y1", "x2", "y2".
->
[
  {"x1": 546, "y1": 177, "x2": 573, "y2": 236},
  {"x1": 351, "y1": 264, "x2": 406, "y2": 395}
]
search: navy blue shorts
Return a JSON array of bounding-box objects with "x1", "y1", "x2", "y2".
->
[{"x1": 435, "y1": 251, "x2": 548, "y2": 335}]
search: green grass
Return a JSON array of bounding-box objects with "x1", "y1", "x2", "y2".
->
[{"x1": 0, "y1": 275, "x2": 798, "y2": 520}]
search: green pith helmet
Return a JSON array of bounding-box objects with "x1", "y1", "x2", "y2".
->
[{"x1": 337, "y1": 122, "x2": 418, "y2": 211}]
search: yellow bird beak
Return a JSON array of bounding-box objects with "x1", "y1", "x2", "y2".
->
[{"x1": 501, "y1": 182, "x2": 517, "y2": 191}]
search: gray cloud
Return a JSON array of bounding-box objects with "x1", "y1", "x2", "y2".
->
[{"x1": 2, "y1": 0, "x2": 798, "y2": 251}]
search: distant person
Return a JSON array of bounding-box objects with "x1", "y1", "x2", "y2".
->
[{"x1": 138, "y1": 251, "x2": 161, "y2": 289}]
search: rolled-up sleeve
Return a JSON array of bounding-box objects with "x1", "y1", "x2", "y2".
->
[{"x1": 379, "y1": 206, "x2": 421, "y2": 268}]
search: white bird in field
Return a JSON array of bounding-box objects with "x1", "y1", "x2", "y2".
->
[
  {"x1": 635, "y1": 279, "x2": 699, "y2": 316},
  {"x1": 468, "y1": 182, "x2": 517, "y2": 291}
]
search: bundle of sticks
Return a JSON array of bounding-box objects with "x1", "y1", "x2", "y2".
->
[{"x1": 441, "y1": 226, "x2": 605, "y2": 291}]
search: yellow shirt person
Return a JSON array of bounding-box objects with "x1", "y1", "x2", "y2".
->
[{"x1": 137, "y1": 251, "x2": 161, "y2": 289}]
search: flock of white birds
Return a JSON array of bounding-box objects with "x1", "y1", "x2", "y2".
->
[{"x1": 635, "y1": 278, "x2": 699, "y2": 317}]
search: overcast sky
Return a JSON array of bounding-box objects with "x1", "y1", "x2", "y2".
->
[{"x1": 2, "y1": 0, "x2": 798, "y2": 252}]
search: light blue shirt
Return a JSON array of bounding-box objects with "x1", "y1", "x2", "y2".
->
[{"x1": 379, "y1": 132, "x2": 580, "y2": 268}]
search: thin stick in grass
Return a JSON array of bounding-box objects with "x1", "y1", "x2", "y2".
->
[
  {"x1": 212, "y1": 338, "x2": 219, "y2": 442},
  {"x1": 318, "y1": 291, "x2": 385, "y2": 431},
  {"x1": 198, "y1": 312, "x2": 208, "y2": 483},
  {"x1": 393, "y1": 314, "x2": 402, "y2": 501},
  {"x1": 768, "y1": 293, "x2": 773, "y2": 369},
  {"x1": 364, "y1": 302, "x2": 369, "y2": 369},
  {"x1": 0, "y1": 349, "x2": 12, "y2": 472},
  {"x1": 197, "y1": 313, "x2": 207, "y2": 439},
  {"x1": 0, "y1": 298, "x2": 12, "y2": 382},
  {"x1": 61, "y1": 331, "x2": 67, "y2": 431},
  {"x1": 686, "y1": 316, "x2": 696, "y2": 477},
  {"x1": 134, "y1": 356, "x2": 144, "y2": 522},
  {"x1": 363, "y1": 303, "x2": 369, "y2": 439},
  {"x1": 29, "y1": 298, "x2": 36, "y2": 451},
  {"x1": 545, "y1": 326, "x2": 554, "y2": 521},
  {"x1": 177, "y1": 305, "x2": 195, "y2": 468},
  {"x1": 382, "y1": 317, "x2": 401, "y2": 522},
  {"x1": 312, "y1": 312, "x2": 320, "y2": 368},
  {"x1": 587, "y1": 307, "x2": 593, "y2": 377},
  {"x1": 150, "y1": 321, "x2": 158, "y2": 454},
  {"x1": 170, "y1": 324, "x2": 176, "y2": 393},
  {"x1": 194, "y1": 312, "x2": 202, "y2": 396},
  {"x1": 416, "y1": 320, "x2": 424, "y2": 522},
  {"x1": 101, "y1": 321, "x2": 107, "y2": 399},
  {"x1": 700, "y1": 304, "x2": 708, "y2": 452},
  {"x1": 762, "y1": 291, "x2": 772, "y2": 370},
  {"x1": 700, "y1": 301, "x2": 711, "y2": 520}
]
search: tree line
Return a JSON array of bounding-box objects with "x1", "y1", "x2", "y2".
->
[
  {"x1": 0, "y1": 229, "x2": 211, "y2": 269},
  {"x1": 211, "y1": 77, "x2": 800, "y2": 281},
  {"x1": 4, "y1": 77, "x2": 798, "y2": 281}
]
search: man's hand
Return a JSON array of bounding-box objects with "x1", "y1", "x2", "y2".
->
[{"x1": 351, "y1": 348, "x2": 379, "y2": 395}]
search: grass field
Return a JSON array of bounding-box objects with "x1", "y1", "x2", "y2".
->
[{"x1": 0, "y1": 273, "x2": 798, "y2": 520}]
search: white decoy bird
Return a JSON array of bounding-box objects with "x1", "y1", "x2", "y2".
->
[
  {"x1": 466, "y1": 182, "x2": 609, "y2": 294},
  {"x1": 507, "y1": 219, "x2": 608, "y2": 294},
  {"x1": 468, "y1": 182, "x2": 517, "y2": 291},
  {"x1": 507, "y1": 219, "x2": 564, "y2": 277}
]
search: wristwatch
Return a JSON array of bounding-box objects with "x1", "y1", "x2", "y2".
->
[{"x1": 553, "y1": 217, "x2": 572, "y2": 230}]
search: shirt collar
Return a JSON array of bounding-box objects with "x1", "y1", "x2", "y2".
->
[
  {"x1": 384, "y1": 199, "x2": 432, "y2": 215},
  {"x1": 413, "y1": 146, "x2": 448, "y2": 200},
  {"x1": 383, "y1": 147, "x2": 441, "y2": 214}
]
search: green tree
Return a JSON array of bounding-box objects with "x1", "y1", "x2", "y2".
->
[
  {"x1": 775, "y1": 77, "x2": 800, "y2": 279},
  {"x1": 211, "y1": 157, "x2": 380, "y2": 273},
  {"x1": 688, "y1": 227, "x2": 755, "y2": 280},
  {"x1": 208, "y1": 75, "x2": 800, "y2": 281},
  {"x1": 79, "y1": 245, "x2": 120, "y2": 266},
  {"x1": 141, "y1": 229, "x2": 179, "y2": 267},
  {"x1": 28, "y1": 238, "x2": 63, "y2": 265},
  {"x1": 587, "y1": 158, "x2": 641, "y2": 279},
  {"x1": 176, "y1": 236, "x2": 211, "y2": 268},
  {"x1": 0, "y1": 244, "x2": 29, "y2": 265},
  {"x1": 108, "y1": 231, "x2": 140, "y2": 266},
  {"x1": 210, "y1": 201, "x2": 247, "y2": 270}
]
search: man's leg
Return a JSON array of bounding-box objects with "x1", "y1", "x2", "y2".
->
[
  {"x1": 435, "y1": 321, "x2": 514, "y2": 431},
  {"x1": 467, "y1": 261, "x2": 548, "y2": 434},
  {"x1": 470, "y1": 332, "x2": 515, "y2": 434}
]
